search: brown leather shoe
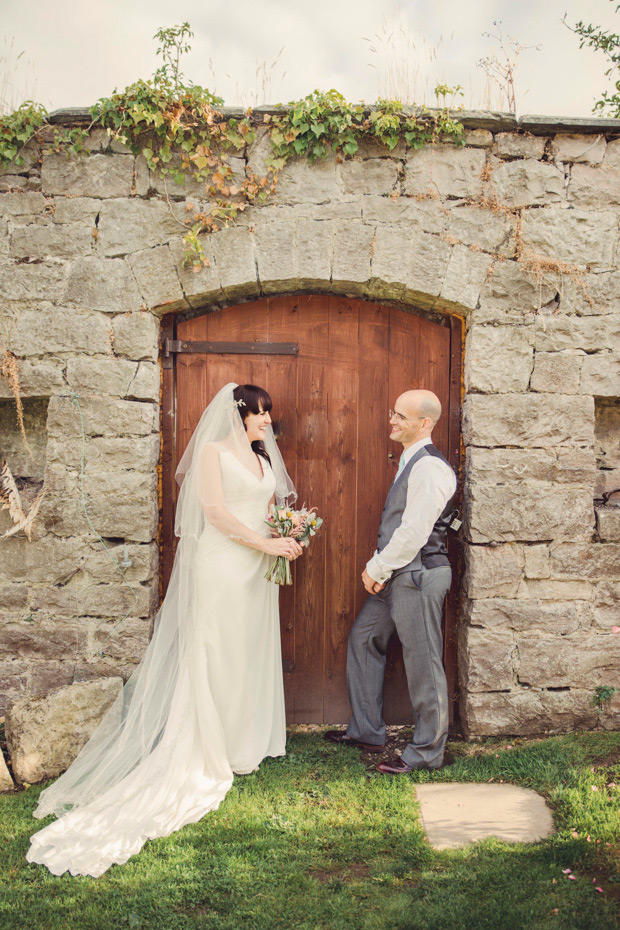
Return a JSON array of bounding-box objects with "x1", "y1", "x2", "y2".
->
[
  {"x1": 323, "y1": 730, "x2": 385, "y2": 753},
  {"x1": 376, "y1": 756, "x2": 442, "y2": 774}
]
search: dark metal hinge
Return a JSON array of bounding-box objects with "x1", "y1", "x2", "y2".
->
[{"x1": 163, "y1": 338, "x2": 299, "y2": 361}]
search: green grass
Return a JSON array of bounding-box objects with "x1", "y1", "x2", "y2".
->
[{"x1": 1, "y1": 730, "x2": 619, "y2": 930}]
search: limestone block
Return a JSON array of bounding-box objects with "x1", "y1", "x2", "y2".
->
[
  {"x1": 9, "y1": 224, "x2": 93, "y2": 260},
  {"x1": 52, "y1": 197, "x2": 102, "y2": 225},
  {"x1": 5, "y1": 677, "x2": 123, "y2": 783},
  {"x1": 0, "y1": 584, "x2": 29, "y2": 609},
  {"x1": 82, "y1": 541, "x2": 159, "y2": 584},
  {"x1": 246, "y1": 126, "x2": 272, "y2": 178},
  {"x1": 465, "y1": 543, "x2": 524, "y2": 598},
  {"x1": 556, "y1": 447, "x2": 597, "y2": 484},
  {"x1": 93, "y1": 617, "x2": 151, "y2": 662},
  {"x1": 462, "y1": 689, "x2": 598, "y2": 737},
  {"x1": 29, "y1": 661, "x2": 76, "y2": 696},
  {"x1": 596, "y1": 469, "x2": 620, "y2": 498},
  {"x1": 0, "y1": 660, "x2": 28, "y2": 716},
  {"x1": 530, "y1": 352, "x2": 582, "y2": 393},
  {"x1": 464, "y1": 597, "x2": 584, "y2": 635},
  {"x1": 463, "y1": 129, "x2": 494, "y2": 148},
  {"x1": 0, "y1": 141, "x2": 38, "y2": 175},
  {"x1": 372, "y1": 226, "x2": 451, "y2": 305},
  {"x1": 30, "y1": 580, "x2": 156, "y2": 619},
  {"x1": 127, "y1": 243, "x2": 188, "y2": 312},
  {"x1": 257, "y1": 217, "x2": 333, "y2": 293},
  {"x1": 112, "y1": 310, "x2": 160, "y2": 361},
  {"x1": 445, "y1": 203, "x2": 516, "y2": 257},
  {"x1": 134, "y1": 155, "x2": 150, "y2": 196},
  {"x1": 549, "y1": 542, "x2": 620, "y2": 581},
  {"x1": 168, "y1": 235, "x2": 222, "y2": 307},
  {"x1": 467, "y1": 446, "x2": 596, "y2": 486},
  {"x1": 568, "y1": 164, "x2": 620, "y2": 209},
  {"x1": 41, "y1": 465, "x2": 159, "y2": 542},
  {"x1": 580, "y1": 353, "x2": 620, "y2": 397},
  {"x1": 459, "y1": 627, "x2": 515, "y2": 691},
  {"x1": 0, "y1": 358, "x2": 64, "y2": 397},
  {"x1": 467, "y1": 483, "x2": 594, "y2": 543},
  {"x1": 84, "y1": 127, "x2": 113, "y2": 152},
  {"x1": 214, "y1": 225, "x2": 264, "y2": 300},
  {"x1": 557, "y1": 270, "x2": 620, "y2": 317},
  {"x1": 493, "y1": 132, "x2": 546, "y2": 160},
  {"x1": 66, "y1": 357, "x2": 159, "y2": 400},
  {"x1": 353, "y1": 139, "x2": 407, "y2": 159},
  {"x1": 475, "y1": 260, "x2": 557, "y2": 324},
  {"x1": 490, "y1": 159, "x2": 564, "y2": 208},
  {"x1": 361, "y1": 195, "x2": 447, "y2": 235},
  {"x1": 403, "y1": 146, "x2": 486, "y2": 200},
  {"x1": 440, "y1": 246, "x2": 493, "y2": 312},
  {"x1": 519, "y1": 579, "x2": 593, "y2": 600},
  {"x1": 87, "y1": 435, "x2": 160, "y2": 472},
  {"x1": 462, "y1": 394, "x2": 594, "y2": 447},
  {"x1": 0, "y1": 192, "x2": 47, "y2": 215},
  {"x1": 596, "y1": 506, "x2": 620, "y2": 541},
  {"x1": 0, "y1": 261, "x2": 68, "y2": 301},
  {"x1": 66, "y1": 256, "x2": 143, "y2": 312},
  {"x1": 0, "y1": 176, "x2": 27, "y2": 191},
  {"x1": 524, "y1": 544, "x2": 550, "y2": 579},
  {"x1": 339, "y1": 158, "x2": 399, "y2": 196},
  {"x1": 517, "y1": 633, "x2": 620, "y2": 688},
  {"x1": 520, "y1": 208, "x2": 616, "y2": 271},
  {"x1": 97, "y1": 198, "x2": 187, "y2": 255},
  {"x1": 9, "y1": 307, "x2": 112, "y2": 356},
  {"x1": 534, "y1": 315, "x2": 613, "y2": 352},
  {"x1": 0, "y1": 751, "x2": 13, "y2": 791},
  {"x1": 592, "y1": 581, "x2": 620, "y2": 630},
  {"x1": 464, "y1": 324, "x2": 533, "y2": 393},
  {"x1": 47, "y1": 394, "x2": 157, "y2": 439},
  {"x1": 41, "y1": 153, "x2": 134, "y2": 198},
  {"x1": 551, "y1": 134, "x2": 606, "y2": 165},
  {"x1": 330, "y1": 221, "x2": 374, "y2": 285},
  {"x1": 0, "y1": 617, "x2": 88, "y2": 659},
  {"x1": 277, "y1": 157, "x2": 342, "y2": 204},
  {"x1": 604, "y1": 138, "x2": 620, "y2": 169},
  {"x1": 0, "y1": 537, "x2": 86, "y2": 584}
]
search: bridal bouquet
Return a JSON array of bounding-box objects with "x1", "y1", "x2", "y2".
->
[{"x1": 265, "y1": 505, "x2": 323, "y2": 585}]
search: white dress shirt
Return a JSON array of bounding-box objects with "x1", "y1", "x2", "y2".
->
[{"x1": 366, "y1": 437, "x2": 457, "y2": 585}]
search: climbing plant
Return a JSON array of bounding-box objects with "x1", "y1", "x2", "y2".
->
[{"x1": 0, "y1": 24, "x2": 465, "y2": 269}]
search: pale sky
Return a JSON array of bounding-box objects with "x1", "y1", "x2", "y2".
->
[{"x1": 1, "y1": 0, "x2": 619, "y2": 117}]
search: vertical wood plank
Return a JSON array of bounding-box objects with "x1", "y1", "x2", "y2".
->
[
  {"x1": 324, "y1": 297, "x2": 359, "y2": 722},
  {"x1": 292, "y1": 295, "x2": 328, "y2": 722},
  {"x1": 445, "y1": 314, "x2": 464, "y2": 722},
  {"x1": 417, "y1": 315, "x2": 451, "y2": 458},
  {"x1": 160, "y1": 313, "x2": 176, "y2": 594},
  {"x1": 267, "y1": 297, "x2": 299, "y2": 714}
]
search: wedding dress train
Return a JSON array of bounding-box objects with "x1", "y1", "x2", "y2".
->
[{"x1": 27, "y1": 418, "x2": 286, "y2": 877}]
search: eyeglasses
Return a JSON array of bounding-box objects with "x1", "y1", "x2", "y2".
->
[{"x1": 389, "y1": 409, "x2": 424, "y2": 423}]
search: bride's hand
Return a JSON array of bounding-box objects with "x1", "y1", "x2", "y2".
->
[{"x1": 262, "y1": 537, "x2": 303, "y2": 559}]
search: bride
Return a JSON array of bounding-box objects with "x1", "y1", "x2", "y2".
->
[{"x1": 27, "y1": 382, "x2": 302, "y2": 877}]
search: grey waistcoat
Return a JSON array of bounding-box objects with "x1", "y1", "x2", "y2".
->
[{"x1": 377, "y1": 444, "x2": 456, "y2": 577}]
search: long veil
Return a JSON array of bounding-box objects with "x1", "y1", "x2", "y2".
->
[{"x1": 27, "y1": 383, "x2": 295, "y2": 877}]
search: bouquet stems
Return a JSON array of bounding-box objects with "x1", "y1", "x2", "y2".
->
[{"x1": 265, "y1": 555, "x2": 293, "y2": 585}]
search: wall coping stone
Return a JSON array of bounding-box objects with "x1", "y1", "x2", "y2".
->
[{"x1": 46, "y1": 107, "x2": 620, "y2": 136}]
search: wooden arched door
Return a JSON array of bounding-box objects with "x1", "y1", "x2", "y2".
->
[{"x1": 161, "y1": 296, "x2": 462, "y2": 724}]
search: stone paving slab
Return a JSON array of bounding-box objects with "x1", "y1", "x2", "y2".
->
[{"x1": 415, "y1": 782, "x2": 554, "y2": 850}]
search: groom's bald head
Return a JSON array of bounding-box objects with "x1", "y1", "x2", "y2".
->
[{"x1": 398, "y1": 390, "x2": 442, "y2": 427}]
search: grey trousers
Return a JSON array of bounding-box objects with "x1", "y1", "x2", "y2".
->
[{"x1": 345, "y1": 565, "x2": 451, "y2": 768}]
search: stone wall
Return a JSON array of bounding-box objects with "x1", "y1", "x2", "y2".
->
[{"x1": 0, "y1": 109, "x2": 619, "y2": 737}]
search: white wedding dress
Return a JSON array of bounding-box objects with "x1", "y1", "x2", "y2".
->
[{"x1": 27, "y1": 440, "x2": 286, "y2": 877}]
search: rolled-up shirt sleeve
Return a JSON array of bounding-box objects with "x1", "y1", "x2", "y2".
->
[{"x1": 366, "y1": 459, "x2": 456, "y2": 585}]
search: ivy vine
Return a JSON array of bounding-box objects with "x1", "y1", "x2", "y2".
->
[{"x1": 0, "y1": 23, "x2": 465, "y2": 269}]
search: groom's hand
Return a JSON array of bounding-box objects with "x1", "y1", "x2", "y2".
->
[{"x1": 362, "y1": 568, "x2": 385, "y2": 595}]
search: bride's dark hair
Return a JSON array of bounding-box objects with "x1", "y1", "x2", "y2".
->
[{"x1": 233, "y1": 384, "x2": 272, "y2": 465}]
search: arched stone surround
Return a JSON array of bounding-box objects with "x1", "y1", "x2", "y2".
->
[{"x1": 0, "y1": 115, "x2": 618, "y2": 735}]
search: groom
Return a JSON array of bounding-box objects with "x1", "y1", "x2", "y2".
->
[{"x1": 325, "y1": 389, "x2": 457, "y2": 772}]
